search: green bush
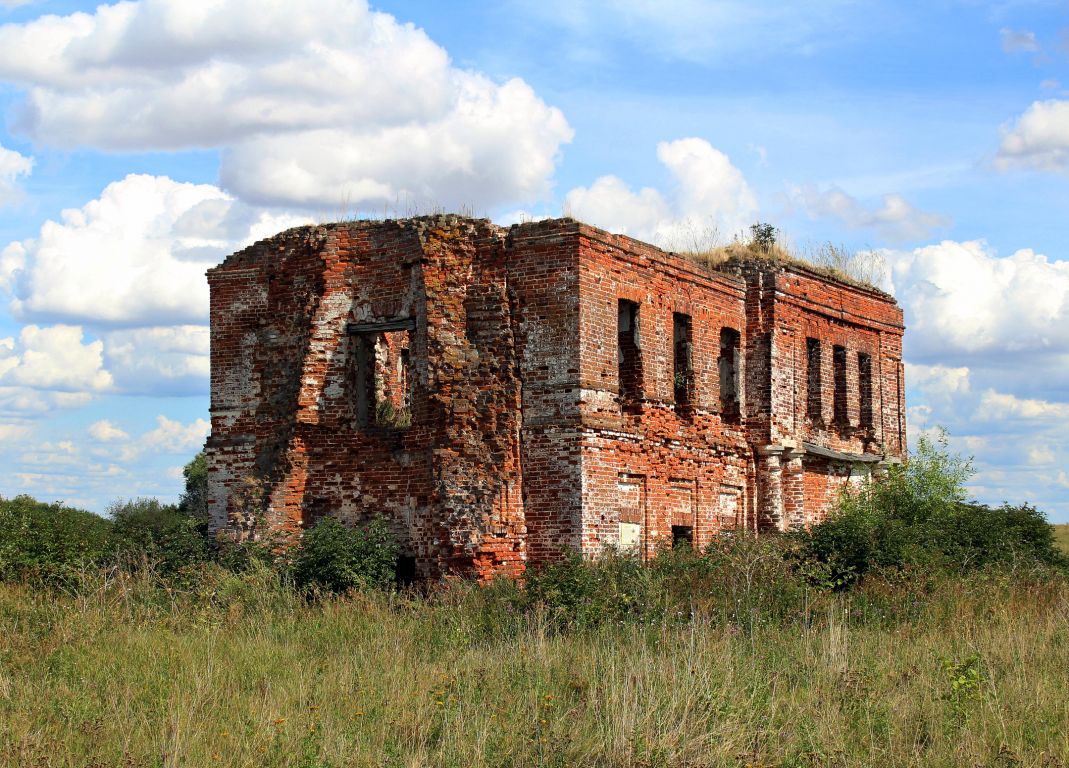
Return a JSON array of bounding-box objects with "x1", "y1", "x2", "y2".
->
[
  {"x1": 109, "y1": 497, "x2": 211, "y2": 576},
  {"x1": 0, "y1": 495, "x2": 112, "y2": 584},
  {"x1": 291, "y1": 516, "x2": 400, "y2": 593},
  {"x1": 806, "y1": 431, "x2": 1066, "y2": 585}
]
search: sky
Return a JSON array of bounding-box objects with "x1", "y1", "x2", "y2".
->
[{"x1": 0, "y1": 0, "x2": 1067, "y2": 520}]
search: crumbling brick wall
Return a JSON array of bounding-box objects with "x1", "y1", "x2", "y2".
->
[{"x1": 207, "y1": 216, "x2": 905, "y2": 580}]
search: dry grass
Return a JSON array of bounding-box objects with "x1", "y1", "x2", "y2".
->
[
  {"x1": 1, "y1": 569, "x2": 1067, "y2": 767},
  {"x1": 676, "y1": 240, "x2": 886, "y2": 294},
  {"x1": 1055, "y1": 524, "x2": 1069, "y2": 556}
]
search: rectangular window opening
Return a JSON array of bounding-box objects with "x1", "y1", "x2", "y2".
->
[
  {"x1": 806, "y1": 338, "x2": 822, "y2": 422},
  {"x1": 671, "y1": 525, "x2": 694, "y2": 549},
  {"x1": 672, "y1": 313, "x2": 693, "y2": 407},
  {"x1": 719, "y1": 327, "x2": 741, "y2": 421},
  {"x1": 858, "y1": 352, "x2": 873, "y2": 429},
  {"x1": 833, "y1": 345, "x2": 848, "y2": 427},
  {"x1": 355, "y1": 328, "x2": 413, "y2": 428},
  {"x1": 617, "y1": 300, "x2": 642, "y2": 403}
]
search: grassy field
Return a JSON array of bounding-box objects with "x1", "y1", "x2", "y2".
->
[
  {"x1": 1, "y1": 567, "x2": 1068, "y2": 768},
  {"x1": 1055, "y1": 524, "x2": 1069, "y2": 556}
]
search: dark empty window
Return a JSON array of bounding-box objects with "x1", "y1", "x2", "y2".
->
[
  {"x1": 833, "y1": 345, "x2": 848, "y2": 427},
  {"x1": 617, "y1": 300, "x2": 642, "y2": 402},
  {"x1": 671, "y1": 525, "x2": 694, "y2": 549},
  {"x1": 719, "y1": 327, "x2": 741, "y2": 421},
  {"x1": 858, "y1": 352, "x2": 873, "y2": 429},
  {"x1": 672, "y1": 313, "x2": 693, "y2": 406},
  {"x1": 354, "y1": 328, "x2": 413, "y2": 428},
  {"x1": 806, "y1": 338, "x2": 822, "y2": 422}
]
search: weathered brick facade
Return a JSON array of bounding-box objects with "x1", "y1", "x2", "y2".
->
[{"x1": 206, "y1": 216, "x2": 905, "y2": 580}]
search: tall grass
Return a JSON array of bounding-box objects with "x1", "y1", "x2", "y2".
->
[{"x1": 1, "y1": 561, "x2": 1067, "y2": 767}]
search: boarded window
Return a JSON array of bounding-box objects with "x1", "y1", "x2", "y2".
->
[
  {"x1": 858, "y1": 352, "x2": 873, "y2": 429},
  {"x1": 833, "y1": 345, "x2": 848, "y2": 427},
  {"x1": 618, "y1": 522, "x2": 641, "y2": 553},
  {"x1": 719, "y1": 488, "x2": 741, "y2": 532},
  {"x1": 672, "y1": 313, "x2": 693, "y2": 406},
  {"x1": 806, "y1": 338, "x2": 822, "y2": 422},
  {"x1": 617, "y1": 300, "x2": 642, "y2": 403},
  {"x1": 354, "y1": 328, "x2": 413, "y2": 428},
  {"x1": 719, "y1": 327, "x2": 741, "y2": 421}
]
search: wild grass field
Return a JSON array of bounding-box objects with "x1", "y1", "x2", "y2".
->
[
  {"x1": 3, "y1": 440, "x2": 1068, "y2": 767},
  {"x1": 1054, "y1": 524, "x2": 1069, "y2": 556},
  {"x1": 1, "y1": 561, "x2": 1068, "y2": 768}
]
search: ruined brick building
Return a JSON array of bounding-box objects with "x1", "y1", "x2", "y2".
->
[{"x1": 206, "y1": 216, "x2": 905, "y2": 580}]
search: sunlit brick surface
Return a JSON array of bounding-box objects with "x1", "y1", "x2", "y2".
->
[{"x1": 207, "y1": 217, "x2": 905, "y2": 580}]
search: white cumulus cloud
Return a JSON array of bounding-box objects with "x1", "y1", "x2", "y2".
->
[
  {"x1": 138, "y1": 415, "x2": 209, "y2": 456},
  {"x1": 0, "y1": 0, "x2": 572, "y2": 210},
  {"x1": 103, "y1": 325, "x2": 209, "y2": 396},
  {"x1": 564, "y1": 138, "x2": 757, "y2": 248},
  {"x1": 0, "y1": 324, "x2": 112, "y2": 392},
  {"x1": 0, "y1": 142, "x2": 32, "y2": 205},
  {"x1": 789, "y1": 185, "x2": 950, "y2": 242},
  {"x1": 996, "y1": 100, "x2": 1069, "y2": 174},
  {"x1": 886, "y1": 240, "x2": 1069, "y2": 361},
  {"x1": 5, "y1": 174, "x2": 304, "y2": 327},
  {"x1": 88, "y1": 419, "x2": 129, "y2": 442}
]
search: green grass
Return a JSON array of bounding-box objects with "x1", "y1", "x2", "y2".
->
[
  {"x1": 1055, "y1": 524, "x2": 1069, "y2": 556},
  {"x1": 2, "y1": 567, "x2": 1068, "y2": 767}
]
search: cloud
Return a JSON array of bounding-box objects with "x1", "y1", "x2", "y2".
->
[
  {"x1": 507, "y1": 0, "x2": 855, "y2": 63},
  {"x1": 975, "y1": 390, "x2": 1069, "y2": 422},
  {"x1": 0, "y1": 0, "x2": 572, "y2": 210},
  {"x1": 103, "y1": 325, "x2": 209, "y2": 396},
  {"x1": 138, "y1": 415, "x2": 209, "y2": 456},
  {"x1": 885, "y1": 240, "x2": 1069, "y2": 363},
  {"x1": 905, "y1": 363, "x2": 972, "y2": 400},
  {"x1": 1000, "y1": 28, "x2": 1040, "y2": 53},
  {"x1": 789, "y1": 185, "x2": 950, "y2": 242},
  {"x1": 88, "y1": 419, "x2": 129, "y2": 442},
  {"x1": 996, "y1": 99, "x2": 1069, "y2": 173},
  {"x1": 0, "y1": 324, "x2": 112, "y2": 392},
  {"x1": 4, "y1": 174, "x2": 304, "y2": 328},
  {"x1": 0, "y1": 142, "x2": 32, "y2": 205},
  {"x1": 0, "y1": 423, "x2": 32, "y2": 442},
  {"x1": 564, "y1": 138, "x2": 757, "y2": 248}
]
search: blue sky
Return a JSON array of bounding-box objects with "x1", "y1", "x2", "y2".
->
[{"x1": 0, "y1": 0, "x2": 1067, "y2": 520}]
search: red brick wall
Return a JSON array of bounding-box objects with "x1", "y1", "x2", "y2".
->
[
  {"x1": 573, "y1": 226, "x2": 755, "y2": 557},
  {"x1": 206, "y1": 216, "x2": 906, "y2": 578}
]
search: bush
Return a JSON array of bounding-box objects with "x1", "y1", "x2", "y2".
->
[
  {"x1": 109, "y1": 497, "x2": 211, "y2": 576},
  {"x1": 291, "y1": 516, "x2": 400, "y2": 593},
  {"x1": 806, "y1": 431, "x2": 1065, "y2": 584},
  {"x1": 0, "y1": 495, "x2": 112, "y2": 584}
]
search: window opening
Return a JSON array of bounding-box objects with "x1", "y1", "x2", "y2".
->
[
  {"x1": 671, "y1": 525, "x2": 694, "y2": 549},
  {"x1": 672, "y1": 313, "x2": 693, "y2": 407},
  {"x1": 617, "y1": 300, "x2": 642, "y2": 403},
  {"x1": 719, "y1": 327, "x2": 741, "y2": 421},
  {"x1": 858, "y1": 352, "x2": 873, "y2": 429},
  {"x1": 354, "y1": 327, "x2": 413, "y2": 428},
  {"x1": 833, "y1": 345, "x2": 848, "y2": 427},
  {"x1": 806, "y1": 338, "x2": 822, "y2": 422}
]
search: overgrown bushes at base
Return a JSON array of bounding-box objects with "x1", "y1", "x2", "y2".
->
[
  {"x1": 0, "y1": 495, "x2": 112, "y2": 584},
  {"x1": 291, "y1": 516, "x2": 400, "y2": 593},
  {"x1": 804, "y1": 432, "x2": 1068, "y2": 586}
]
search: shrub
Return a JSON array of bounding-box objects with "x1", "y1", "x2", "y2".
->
[
  {"x1": 109, "y1": 497, "x2": 211, "y2": 576},
  {"x1": 0, "y1": 495, "x2": 112, "y2": 584},
  {"x1": 291, "y1": 516, "x2": 400, "y2": 593},
  {"x1": 806, "y1": 431, "x2": 1065, "y2": 584}
]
